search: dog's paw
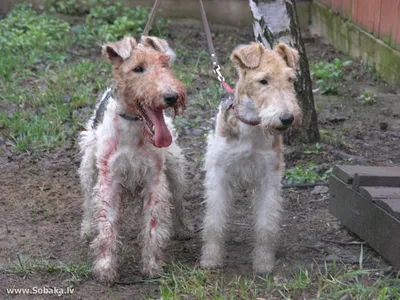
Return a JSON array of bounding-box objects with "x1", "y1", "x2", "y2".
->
[
  {"x1": 140, "y1": 266, "x2": 162, "y2": 279},
  {"x1": 200, "y1": 243, "x2": 224, "y2": 269},
  {"x1": 252, "y1": 250, "x2": 275, "y2": 275},
  {"x1": 200, "y1": 252, "x2": 224, "y2": 269},
  {"x1": 140, "y1": 259, "x2": 163, "y2": 279},
  {"x1": 92, "y1": 261, "x2": 119, "y2": 286}
]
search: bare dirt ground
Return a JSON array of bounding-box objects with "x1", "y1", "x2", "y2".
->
[{"x1": 1, "y1": 22, "x2": 400, "y2": 299}]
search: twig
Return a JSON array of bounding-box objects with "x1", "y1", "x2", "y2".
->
[
  {"x1": 281, "y1": 182, "x2": 328, "y2": 189},
  {"x1": 322, "y1": 238, "x2": 366, "y2": 245}
]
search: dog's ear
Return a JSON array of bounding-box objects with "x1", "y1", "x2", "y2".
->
[
  {"x1": 103, "y1": 37, "x2": 137, "y2": 66},
  {"x1": 274, "y1": 43, "x2": 299, "y2": 69},
  {"x1": 231, "y1": 43, "x2": 264, "y2": 69},
  {"x1": 141, "y1": 36, "x2": 176, "y2": 63}
]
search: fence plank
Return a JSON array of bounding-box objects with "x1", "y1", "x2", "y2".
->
[
  {"x1": 395, "y1": 0, "x2": 400, "y2": 47},
  {"x1": 378, "y1": 0, "x2": 398, "y2": 46},
  {"x1": 331, "y1": 0, "x2": 342, "y2": 13},
  {"x1": 341, "y1": 0, "x2": 352, "y2": 18}
]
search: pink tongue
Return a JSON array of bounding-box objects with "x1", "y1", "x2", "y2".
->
[{"x1": 144, "y1": 107, "x2": 172, "y2": 148}]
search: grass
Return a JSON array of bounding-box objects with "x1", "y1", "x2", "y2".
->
[
  {"x1": 150, "y1": 261, "x2": 400, "y2": 299},
  {"x1": 9, "y1": 252, "x2": 91, "y2": 287},
  {"x1": 0, "y1": 57, "x2": 110, "y2": 153},
  {"x1": 9, "y1": 254, "x2": 400, "y2": 298}
]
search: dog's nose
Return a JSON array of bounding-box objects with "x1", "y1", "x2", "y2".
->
[
  {"x1": 279, "y1": 113, "x2": 294, "y2": 126},
  {"x1": 164, "y1": 93, "x2": 179, "y2": 106}
]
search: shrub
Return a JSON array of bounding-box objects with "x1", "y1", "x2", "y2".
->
[
  {"x1": 311, "y1": 58, "x2": 352, "y2": 95},
  {"x1": 284, "y1": 162, "x2": 332, "y2": 184},
  {"x1": 359, "y1": 90, "x2": 376, "y2": 105}
]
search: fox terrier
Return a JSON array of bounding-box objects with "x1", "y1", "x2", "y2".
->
[
  {"x1": 200, "y1": 42, "x2": 302, "y2": 274},
  {"x1": 79, "y1": 36, "x2": 190, "y2": 284}
]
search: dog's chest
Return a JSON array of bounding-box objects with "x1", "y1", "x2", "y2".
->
[{"x1": 216, "y1": 135, "x2": 278, "y2": 185}]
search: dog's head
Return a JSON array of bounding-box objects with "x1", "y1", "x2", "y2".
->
[
  {"x1": 103, "y1": 36, "x2": 186, "y2": 148},
  {"x1": 231, "y1": 42, "x2": 302, "y2": 133}
]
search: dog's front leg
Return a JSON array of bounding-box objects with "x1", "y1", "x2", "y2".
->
[
  {"x1": 252, "y1": 172, "x2": 282, "y2": 275},
  {"x1": 140, "y1": 172, "x2": 171, "y2": 278},
  {"x1": 91, "y1": 149, "x2": 123, "y2": 285},
  {"x1": 200, "y1": 166, "x2": 232, "y2": 269}
]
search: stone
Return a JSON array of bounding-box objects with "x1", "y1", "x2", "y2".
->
[{"x1": 311, "y1": 185, "x2": 329, "y2": 195}]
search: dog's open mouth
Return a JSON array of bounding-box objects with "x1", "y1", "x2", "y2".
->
[{"x1": 138, "y1": 104, "x2": 172, "y2": 148}]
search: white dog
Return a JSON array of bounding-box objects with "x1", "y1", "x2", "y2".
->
[{"x1": 200, "y1": 42, "x2": 302, "y2": 274}]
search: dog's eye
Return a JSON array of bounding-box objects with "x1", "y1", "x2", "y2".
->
[
  {"x1": 133, "y1": 66, "x2": 144, "y2": 73},
  {"x1": 288, "y1": 77, "x2": 294, "y2": 83},
  {"x1": 260, "y1": 79, "x2": 268, "y2": 85}
]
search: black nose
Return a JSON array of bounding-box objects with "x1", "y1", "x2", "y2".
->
[
  {"x1": 279, "y1": 113, "x2": 294, "y2": 126},
  {"x1": 164, "y1": 93, "x2": 178, "y2": 106}
]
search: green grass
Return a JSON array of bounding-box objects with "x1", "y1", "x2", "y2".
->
[
  {"x1": 151, "y1": 261, "x2": 400, "y2": 299},
  {"x1": 0, "y1": 58, "x2": 110, "y2": 153},
  {"x1": 10, "y1": 253, "x2": 91, "y2": 287}
]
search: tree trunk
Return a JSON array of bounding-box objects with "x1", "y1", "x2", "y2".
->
[{"x1": 249, "y1": 0, "x2": 319, "y2": 144}]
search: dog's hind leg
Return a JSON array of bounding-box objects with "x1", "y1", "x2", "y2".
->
[
  {"x1": 200, "y1": 165, "x2": 232, "y2": 269},
  {"x1": 165, "y1": 145, "x2": 192, "y2": 240}
]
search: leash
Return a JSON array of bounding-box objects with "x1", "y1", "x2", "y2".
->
[
  {"x1": 142, "y1": 0, "x2": 162, "y2": 37},
  {"x1": 198, "y1": 0, "x2": 260, "y2": 126},
  {"x1": 198, "y1": 0, "x2": 235, "y2": 95}
]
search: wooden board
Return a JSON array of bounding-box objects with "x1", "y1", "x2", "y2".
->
[
  {"x1": 333, "y1": 165, "x2": 400, "y2": 186},
  {"x1": 359, "y1": 186, "x2": 400, "y2": 220},
  {"x1": 352, "y1": 173, "x2": 400, "y2": 190},
  {"x1": 329, "y1": 175, "x2": 400, "y2": 269}
]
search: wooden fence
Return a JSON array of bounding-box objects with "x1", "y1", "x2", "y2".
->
[{"x1": 317, "y1": 0, "x2": 400, "y2": 49}]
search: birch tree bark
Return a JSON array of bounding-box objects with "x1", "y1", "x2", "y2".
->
[{"x1": 249, "y1": 0, "x2": 319, "y2": 144}]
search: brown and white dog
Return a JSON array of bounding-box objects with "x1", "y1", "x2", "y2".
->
[
  {"x1": 200, "y1": 42, "x2": 302, "y2": 274},
  {"x1": 79, "y1": 36, "x2": 191, "y2": 285}
]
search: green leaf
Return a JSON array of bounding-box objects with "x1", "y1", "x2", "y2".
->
[{"x1": 342, "y1": 60, "x2": 353, "y2": 67}]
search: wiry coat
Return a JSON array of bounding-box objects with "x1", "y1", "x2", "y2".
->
[
  {"x1": 201, "y1": 43, "x2": 302, "y2": 274},
  {"x1": 79, "y1": 36, "x2": 190, "y2": 285}
]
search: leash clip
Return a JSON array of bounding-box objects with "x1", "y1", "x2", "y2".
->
[{"x1": 213, "y1": 64, "x2": 225, "y2": 83}]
